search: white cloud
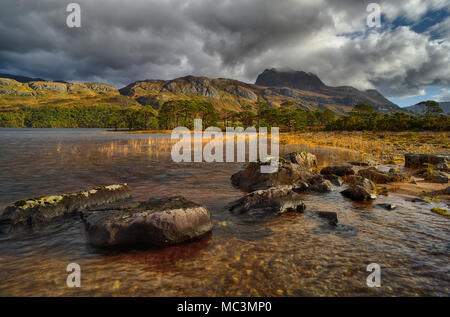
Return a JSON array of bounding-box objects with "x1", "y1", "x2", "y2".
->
[
  {"x1": 434, "y1": 88, "x2": 450, "y2": 101},
  {"x1": 0, "y1": 0, "x2": 448, "y2": 98}
]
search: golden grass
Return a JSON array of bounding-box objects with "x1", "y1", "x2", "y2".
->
[{"x1": 280, "y1": 131, "x2": 450, "y2": 165}]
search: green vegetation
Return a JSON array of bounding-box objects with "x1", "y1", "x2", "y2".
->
[
  {"x1": 0, "y1": 100, "x2": 448, "y2": 131},
  {"x1": 0, "y1": 105, "x2": 158, "y2": 129},
  {"x1": 431, "y1": 207, "x2": 449, "y2": 217},
  {"x1": 158, "y1": 99, "x2": 219, "y2": 129},
  {"x1": 328, "y1": 103, "x2": 449, "y2": 131}
]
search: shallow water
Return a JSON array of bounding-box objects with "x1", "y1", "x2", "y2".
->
[{"x1": 0, "y1": 128, "x2": 448, "y2": 296}]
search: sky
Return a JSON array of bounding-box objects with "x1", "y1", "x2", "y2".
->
[{"x1": 0, "y1": 0, "x2": 449, "y2": 107}]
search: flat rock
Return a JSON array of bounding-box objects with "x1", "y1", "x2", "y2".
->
[
  {"x1": 358, "y1": 167, "x2": 409, "y2": 184},
  {"x1": 405, "y1": 154, "x2": 450, "y2": 169},
  {"x1": 315, "y1": 211, "x2": 338, "y2": 226},
  {"x1": 83, "y1": 196, "x2": 213, "y2": 247},
  {"x1": 0, "y1": 184, "x2": 131, "y2": 232},
  {"x1": 321, "y1": 165, "x2": 356, "y2": 177},
  {"x1": 228, "y1": 186, "x2": 305, "y2": 215}
]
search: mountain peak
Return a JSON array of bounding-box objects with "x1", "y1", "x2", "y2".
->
[{"x1": 255, "y1": 68, "x2": 325, "y2": 90}]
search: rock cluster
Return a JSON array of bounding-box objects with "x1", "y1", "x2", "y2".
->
[
  {"x1": 230, "y1": 151, "x2": 316, "y2": 192},
  {"x1": 0, "y1": 184, "x2": 131, "y2": 230},
  {"x1": 0, "y1": 185, "x2": 213, "y2": 249}
]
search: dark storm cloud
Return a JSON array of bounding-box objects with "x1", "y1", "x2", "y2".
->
[{"x1": 0, "y1": 0, "x2": 449, "y2": 97}]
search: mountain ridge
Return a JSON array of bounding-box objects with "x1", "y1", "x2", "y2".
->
[
  {"x1": 405, "y1": 102, "x2": 450, "y2": 115},
  {"x1": 255, "y1": 68, "x2": 400, "y2": 113},
  {"x1": 0, "y1": 69, "x2": 402, "y2": 114}
]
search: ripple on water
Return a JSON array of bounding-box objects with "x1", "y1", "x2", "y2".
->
[{"x1": 0, "y1": 129, "x2": 449, "y2": 296}]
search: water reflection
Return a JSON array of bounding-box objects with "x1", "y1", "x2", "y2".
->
[{"x1": 0, "y1": 129, "x2": 448, "y2": 297}]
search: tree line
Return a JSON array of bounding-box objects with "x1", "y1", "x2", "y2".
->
[
  {"x1": 327, "y1": 102, "x2": 449, "y2": 131},
  {"x1": 0, "y1": 105, "x2": 158, "y2": 129},
  {"x1": 0, "y1": 99, "x2": 448, "y2": 131}
]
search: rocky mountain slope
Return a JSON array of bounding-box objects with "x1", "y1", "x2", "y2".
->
[
  {"x1": 255, "y1": 69, "x2": 401, "y2": 113},
  {"x1": 0, "y1": 77, "x2": 139, "y2": 110},
  {"x1": 405, "y1": 102, "x2": 450, "y2": 115},
  {"x1": 120, "y1": 69, "x2": 401, "y2": 114},
  {"x1": 1, "y1": 69, "x2": 401, "y2": 114}
]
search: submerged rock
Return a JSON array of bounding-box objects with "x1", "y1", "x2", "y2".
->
[
  {"x1": 315, "y1": 211, "x2": 338, "y2": 226},
  {"x1": 320, "y1": 165, "x2": 356, "y2": 177},
  {"x1": 376, "y1": 203, "x2": 397, "y2": 210},
  {"x1": 358, "y1": 167, "x2": 409, "y2": 184},
  {"x1": 405, "y1": 154, "x2": 450, "y2": 169},
  {"x1": 83, "y1": 196, "x2": 213, "y2": 247},
  {"x1": 0, "y1": 184, "x2": 131, "y2": 231},
  {"x1": 228, "y1": 186, "x2": 305, "y2": 215},
  {"x1": 341, "y1": 178, "x2": 377, "y2": 201},
  {"x1": 230, "y1": 152, "x2": 316, "y2": 192}
]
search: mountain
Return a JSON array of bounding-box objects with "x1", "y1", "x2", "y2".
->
[
  {"x1": 405, "y1": 102, "x2": 450, "y2": 115},
  {"x1": 0, "y1": 73, "x2": 48, "y2": 83},
  {"x1": 121, "y1": 68, "x2": 401, "y2": 114},
  {"x1": 0, "y1": 78, "x2": 139, "y2": 111},
  {"x1": 255, "y1": 68, "x2": 401, "y2": 113},
  {"x1": 0, "y1": 68, "x2": 401, "y2": 114}
]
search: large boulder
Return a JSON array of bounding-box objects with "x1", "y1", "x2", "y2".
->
[
  {"x1": 358, "y1": 167, "x2": 409, "y2": 184},
  {"x1": 320, "y1": 165, "x2": 356, "y2": 177},
  {"x1": 0, "y1": 184, "x2": 131, "y2": 231},
  {"x1": 231, "y1": 152, "x2": 316, "y2": 192},
  {"x1": 83, "y1": 196, "x2": 213, "y2": 247},
  {"x1": 341, "y1": 178, "x2": 377, "y2": 201},
  {"x1": 282, "y1": 151, "x2": 318, "y2": 170},
  {"x1": 228, "y1": 185, "x2": 305, "y2": 215},
  {"x1": 307, "y1": 175, "x2": 334, "y2": 193},
  {"x1": 405, "y1": 154, "x2": 450, "y2": 169}
]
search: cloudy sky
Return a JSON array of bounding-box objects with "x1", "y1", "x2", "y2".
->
[{"x1": 0, "y1": 0, "x2": 449, "y2": 106}]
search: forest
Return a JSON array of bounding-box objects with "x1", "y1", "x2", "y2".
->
[{"x1": 0, "y1": 99, "x2": 448, "y2": 131}]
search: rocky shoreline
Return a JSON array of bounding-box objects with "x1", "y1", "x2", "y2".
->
[{"x1": 0, "y1": 152, "x2": 448, "y2": 249}]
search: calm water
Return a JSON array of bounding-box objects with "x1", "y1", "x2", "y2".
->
[{"x1": 0, "y1": 128, "x2": 449, "y2": 296}]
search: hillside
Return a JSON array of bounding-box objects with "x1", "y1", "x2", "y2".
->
[
  {"x1": 0, "y1": 69, "x2": 401, "y2": 115},
  {"x1": 120, "y1": 69, "x2": 401, "y2": 114},
  {"x1": 255, "y1": 69, "x2": 401, "y2": 113},
  {"x1": 0, "y1": 77, "x2": 140, "y2": 111},
  {"x1": 405, "y1": 102, "x2": 450, "y2": 115}
]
